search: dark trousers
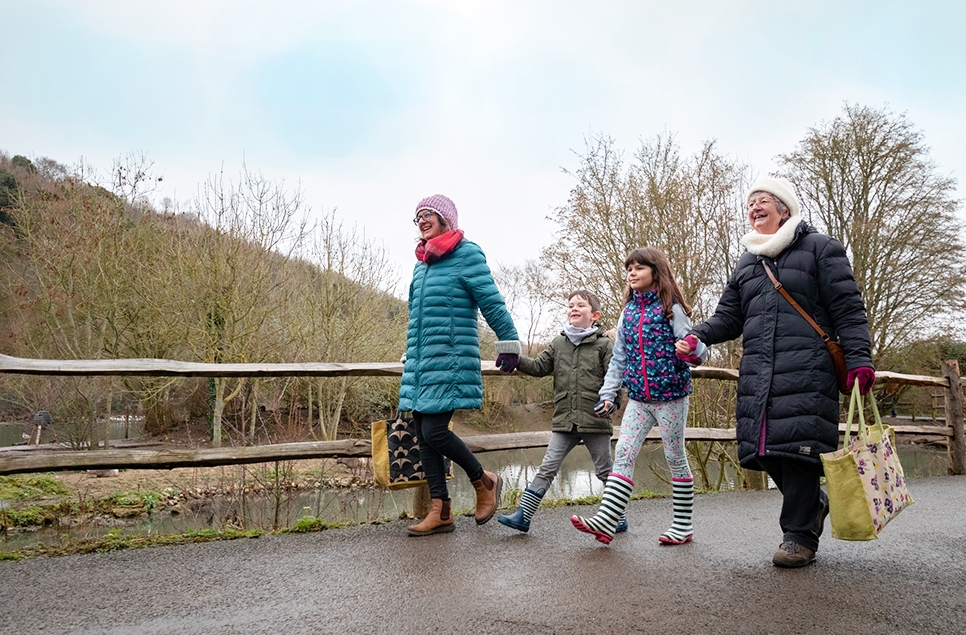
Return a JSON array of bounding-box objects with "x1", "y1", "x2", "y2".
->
[
  {"x1": 756, "y1": 456, "x2": 824, "y2": 552},
  {"x1": 413, "y1": 410, "x2": 484, "y2": 500}
]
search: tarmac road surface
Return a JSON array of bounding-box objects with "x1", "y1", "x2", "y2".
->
[{"x1": 1, "y1": 475, "x2": 964, "y2": 635}]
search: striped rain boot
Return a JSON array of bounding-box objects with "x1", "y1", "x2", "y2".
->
[
  {"x1": 570, "y1": 473, "x2": 633, "y2": 545},
  {"x1": 498, "y1": 487, "x2": 545, "y2": 533},
  {"x1": 659, "y1": 477, "x2": 694, "y2": 545}
]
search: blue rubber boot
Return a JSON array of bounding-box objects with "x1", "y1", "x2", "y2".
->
[
  {"x1": 614, "y1": 512, "x2": 629, "y2": 534},
  {"x1": 498, "y1": 487, "x2": 545, "y2": 533}
]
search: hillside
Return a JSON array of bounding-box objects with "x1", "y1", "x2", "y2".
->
[{"x1": 0, "y1": 152, "x2": 407, "y2": 445}]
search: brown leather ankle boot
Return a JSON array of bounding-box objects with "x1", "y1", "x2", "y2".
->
[
  {"x1": 407, "y1": 499, "x2": 455, "y2": 536},
  {"x1": 471, "y1": 470, "x2": 503, "y2": 525}
]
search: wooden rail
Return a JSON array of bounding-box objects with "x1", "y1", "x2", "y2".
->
[
  {"x1": 0, "y1": 419, "x2": 952, "y2": 477},
  {"x1": 0, "y1": 354, "x2": 962, "y2": 476}
]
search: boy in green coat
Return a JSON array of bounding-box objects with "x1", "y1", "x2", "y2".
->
[{"x1": 498, "y1": 290, "x2": 626, "y2": 533}]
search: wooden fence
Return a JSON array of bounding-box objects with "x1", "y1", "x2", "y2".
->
[{"x1": 0, "y1": 353, "x2": 963, "y2": 477}]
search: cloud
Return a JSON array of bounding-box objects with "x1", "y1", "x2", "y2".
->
[{"x1": 2, "y1": 0, "x2": 964, "y2": 285}]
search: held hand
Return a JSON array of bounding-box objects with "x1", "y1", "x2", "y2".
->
[
  {"x1": 593, "y1": 399, "x2": 615, "y2": 417},
  {"x1": 675, "y1": 334, "x2": 698, "y2": 355},
  {"x1": 496, "y1": 353, "x2": 520, "y2": 374},
  {"x1": 848, "y1": 366, "x2": 876, "y2": 396},
  {"x1": 675, "y1": 335, "x2": 701, "y2": 363}
]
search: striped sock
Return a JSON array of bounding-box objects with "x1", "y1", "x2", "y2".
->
[
  {"x1": 571, "y1": 473, "x2": 633, "y2": 544},
  {"x1": 659, "y1": 477, "x2": 694, "y2": 544},
  {"x1": 519, "y1": 488, "x2": 544, "y2": 523}
]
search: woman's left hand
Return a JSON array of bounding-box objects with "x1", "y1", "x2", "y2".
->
[
  {"x1": 496, "y1": 353, "x2": 520, "y2": 373},
  {"x1": 848, "y1": 366, "x2": 876, "y2": 395}
]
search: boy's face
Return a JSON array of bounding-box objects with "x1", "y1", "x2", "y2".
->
[{"x1": 568, "y1": 296, "x2": 600, "y2": 329}]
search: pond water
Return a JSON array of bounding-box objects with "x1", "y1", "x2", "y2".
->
[
  {"x1": 0, "y1": 441, "x2": 950, "y2": 552},
  {"x1": 0, "y1": 417, "x2": 144, "y2": 448},
  {"x1": 0, "y1": 425, "x2": 25, "y2": 447}
]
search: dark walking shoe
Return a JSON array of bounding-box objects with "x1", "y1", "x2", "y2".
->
[
  {"x1": 813, "y1": 490, "x2": 830, "y2": 538},
  {"x1": 772, "y1": 541, "x2": 816, "y2": 568}
]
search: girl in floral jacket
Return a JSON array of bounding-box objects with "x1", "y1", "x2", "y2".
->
[{"x1": 571, "y1": 247, "x2": 707, "y2": 546}]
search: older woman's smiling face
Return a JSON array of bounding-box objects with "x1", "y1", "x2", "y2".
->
[{"x1": 747, "y1": 193, "x2": 788, "y2": 235}]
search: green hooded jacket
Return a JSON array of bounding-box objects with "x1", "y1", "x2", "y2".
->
[{"x1": 517, "y1": 326, "x2": 614, "y2": 434}]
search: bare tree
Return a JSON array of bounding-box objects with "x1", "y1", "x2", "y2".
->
[
  {"x1": 0, "y1": 155, "x2": 176, "y2": 446},
  {"x1": 180, "y1": 166, "x2": 312, "y2": 446},
  {"x1": 542, "y1": 133, "x2": 749, "y2": 326},
  {"x1": 294, "y1": 209, "x2": 406, "y2": 441},
  {"x1": 778, "y1": 103, "x2": 966, "y2": 358},
  {"x1": 0, "y1": 154, "x2": 410, "y2": 447},
  {"x1": 494, "y1": 259, "x2": 559, "y2": 352}
]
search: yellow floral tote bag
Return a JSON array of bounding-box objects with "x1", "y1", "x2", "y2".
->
[{"x1": 820, "y1": 384, "x2": 913, "y2": 541}]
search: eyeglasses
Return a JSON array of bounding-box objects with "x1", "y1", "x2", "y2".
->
[
  {"x1": 748, "y1": 195, "x2": 776, "y2": 208},
  {"x1": 413, "y1": 210, "x2": 439, "y2": 225}
]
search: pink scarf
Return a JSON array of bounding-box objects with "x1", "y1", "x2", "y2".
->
[{"x1": 415, "y1": 229, "x2": 465, "y2": 264}]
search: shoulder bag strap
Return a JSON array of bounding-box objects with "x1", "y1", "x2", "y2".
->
[{"x1": 761, "y1": 261, "x2": 832, "y2": 344}]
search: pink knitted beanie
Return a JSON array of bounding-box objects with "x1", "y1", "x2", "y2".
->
[{"x1": 415, "y1": 194, "x2": 459, "y2": 231}]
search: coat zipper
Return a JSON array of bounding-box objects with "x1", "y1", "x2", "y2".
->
[
  {"x1": 413, "y1": 265, "x2": 428, "y2": 400},
  {"x1": 758, "y1": 412, "x2": 767, "y2": 455},
  {"x1": 637, "y1": 300, "x2": 651, "y2": 402}
]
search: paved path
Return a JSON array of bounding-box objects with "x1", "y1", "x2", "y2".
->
[{"x1": 1, "y1": 476, "x2": 964, "y2": 635}]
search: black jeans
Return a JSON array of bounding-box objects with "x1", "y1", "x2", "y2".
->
[
  {"x1": 413, "y1": 410, "x2": 484, "y2": 500},
  {"x1": 756, "y1": 456, "x2": 824, "y2": 552}
]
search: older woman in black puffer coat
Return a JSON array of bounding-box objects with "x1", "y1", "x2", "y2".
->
[{"x1": 676, "y1": 177, "x2": 874, "y2": 568}]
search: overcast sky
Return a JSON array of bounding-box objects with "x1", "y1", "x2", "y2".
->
[{"x1": 3, "y1": 1, "x2": 965, "y2": 293}]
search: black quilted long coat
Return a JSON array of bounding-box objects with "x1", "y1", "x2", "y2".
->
[{"x1": 691, "y1": 221, "x2": 873, "y2": 468}]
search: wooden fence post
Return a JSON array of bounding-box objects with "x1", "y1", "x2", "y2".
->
[
  {"x1": 412, "y1": 483, "x2": 431, "y2": 519},
  {"x1": 942, "y1": 360, "x2": 966, "y2": 475},
  {"x1": 743, "y1": 469, "x2": 768, "y2": 490}
]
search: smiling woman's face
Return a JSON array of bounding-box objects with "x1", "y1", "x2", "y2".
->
[
  {"x1": 416, "y1": 209, "x2": 446, "y2": 240},
  {"x1": 747, "y1": 193, "x2": 788, "y2": 235}
]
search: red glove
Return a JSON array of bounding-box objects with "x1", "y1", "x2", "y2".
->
[{"x1": 847, "y1": 366, "x2": 876, "y2": 395}]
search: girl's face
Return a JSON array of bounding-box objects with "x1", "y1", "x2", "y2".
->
[
  {"x1": 567, "y1": 295, "x2": 601, "y2": 329},
  {"x1": 747, "y1": 193, "x2": 788, "y2": 235},
  {"x1": 415, "y1": 209, "x2": 446, "y2": 240},
  {"x1": 627, "y1": 262, "x2": 655, "y2": 293}
]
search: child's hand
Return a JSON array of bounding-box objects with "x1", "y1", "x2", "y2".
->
[
  {"x1": 593, "y1": 399, "x2": 615, "y2": 417},
  {"x1": 675, "y1": 335, "x2": 703, "y2": 365},
  {"x1": 674, "y1": 338, "x2": 694, "y2": 355}
]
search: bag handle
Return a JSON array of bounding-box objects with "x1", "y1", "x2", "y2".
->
[
  {"x1": 761, "y1": 261, "x2": 834, "y2": 344},
  {"x1": 859, "y1": 385, "x2": 885, "y2": 445},
  {"x1": 843, "y1": 382, "x2": 863, "y2": 443},
  {"x1": 843, "y1": 382, "x2": 886, "y2": 446}
]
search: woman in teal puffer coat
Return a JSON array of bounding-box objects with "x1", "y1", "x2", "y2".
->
[{"x1": 401, "y1": 194, "x2": 521, "y2": 537}]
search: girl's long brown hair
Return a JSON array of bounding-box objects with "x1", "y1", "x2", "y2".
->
[{"x1": 623, "y1": 247, "x2": 691, "y2": 319}]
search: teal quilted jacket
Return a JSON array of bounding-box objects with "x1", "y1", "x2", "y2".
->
[{"x1": 399, "y1": 239, "x2": 519, "y2": 414}]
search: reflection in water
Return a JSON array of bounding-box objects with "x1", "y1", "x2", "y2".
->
[
  {"x1": 0, "y1": 424, "x2": 26, "y2": 447},
  {"x1": 0, "y1": 442, "x2": 951, "y2": 551},
  {"x1": 0, "y1": 417, "x2": 144, "y2": 448}
]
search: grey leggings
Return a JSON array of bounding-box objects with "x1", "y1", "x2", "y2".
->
[{"x1": 530, "y1": 430, "x2": 614, "y2": 492}]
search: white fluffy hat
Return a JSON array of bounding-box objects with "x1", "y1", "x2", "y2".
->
[{"x1": 747, "y1": 177, "x2": 801, "y2": 218}]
